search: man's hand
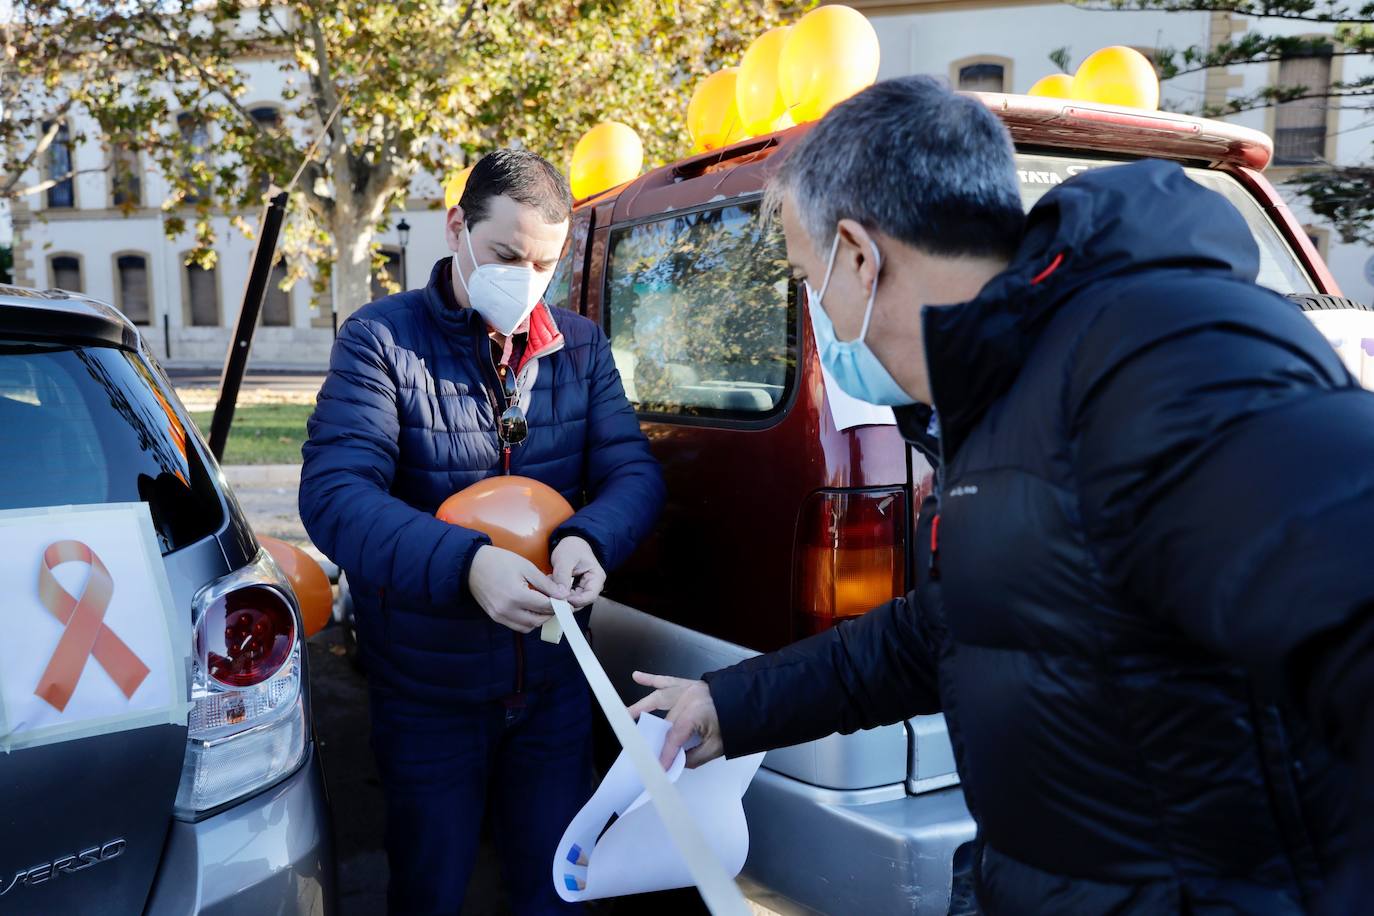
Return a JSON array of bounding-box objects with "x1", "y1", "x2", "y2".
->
[
  {"x1": 468, "y1": 545, "x2": 568, "y2": 633},
  {"x1": 550, "y1": 536, "x2": 606, "y2": 609},
  {"x1": 628, "y1": 671, "x2": 723, "y2": 769}
]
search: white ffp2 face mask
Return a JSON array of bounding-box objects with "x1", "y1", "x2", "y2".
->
[{"x1": 454, "y1": 227, "x2": 551, "y2": 335}]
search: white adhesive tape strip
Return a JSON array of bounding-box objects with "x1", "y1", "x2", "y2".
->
[{"x1": 549, "y1": 598, "x2": 750, "y2": 916}]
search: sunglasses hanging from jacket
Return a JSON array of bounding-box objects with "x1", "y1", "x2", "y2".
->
[{"x1": 493, "y1": 361, "x2": 529, "y2": 474}]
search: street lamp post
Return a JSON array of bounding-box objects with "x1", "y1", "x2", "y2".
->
[{"x1": 397, "y1": 218, "x2": 411, "y2": 289}]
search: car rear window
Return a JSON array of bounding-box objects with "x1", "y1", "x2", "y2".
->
[
  {"x1": 604, "y1": 200, "x2": 795, "y2": 420},
  {"x1": 1015, "y1": 153, "x2": 1318, "y2": 295},
  {"x1": 0, "y1": 342, "x2": 223, "y2": 552}
]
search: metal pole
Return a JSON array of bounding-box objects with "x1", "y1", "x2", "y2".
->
[
  {"x1": 163, "y1": 313, "x2": 171, "y2": 360},
  {"x1": 207, "y1": 189, "x2": 288, "y2": 461}
]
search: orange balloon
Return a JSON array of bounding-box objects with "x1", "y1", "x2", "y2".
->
[
  {"x1": 436, "y1": 476, "x2": 575, "y2": 574},
  {"x1": 260, "y1": 535, "x2": 333, "y2": 638}
]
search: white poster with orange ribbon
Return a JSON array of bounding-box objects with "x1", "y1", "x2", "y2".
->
[{"x1": 0, "y1": 502, "x2": 189, "y2": 753}]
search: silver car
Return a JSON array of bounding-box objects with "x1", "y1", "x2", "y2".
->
[{"x1": 0, "y1": 286, "x2": 334, "y2": 915}]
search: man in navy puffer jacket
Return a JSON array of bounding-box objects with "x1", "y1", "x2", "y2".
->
[{"x1": 300, "y1": 150, "x2": 664, "y2": 915}]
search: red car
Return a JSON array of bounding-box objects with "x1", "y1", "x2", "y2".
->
[{"x1": 544, "y1": 93, "x2": 1372, "y2": 914}]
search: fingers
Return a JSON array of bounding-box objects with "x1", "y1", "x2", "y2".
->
[
  {"x1": 498, "y1": 607, "x2": 552, "y2": 633},
  {"x1": 632, "y1": 671, "x2": 684, "y2": 690},
  {"x1": 660, "y1": 715, "x2": 696, "y2": 770},
  {"x1": 684, "y1": 740, "x2": 722, "y2": 770},
  {"x1": 627, "y1": 689, "x2": 669, "y2": 720},
  {"x1": 551, "y1": 551, "x2": 576, "y2": 591},
  {"x1": 512, "y1": 587, "x2": 555, "y2": 615},
  {"x1": 523, "y1": 564, "x2": 569, "y2": 601},
  {"x1": 567, "y1": 566, "x2": 607, "y2": 608}
]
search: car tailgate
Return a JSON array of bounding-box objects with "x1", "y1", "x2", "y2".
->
[{"x1": 0, "y1": 537, "x2": 225, "y2": 915}]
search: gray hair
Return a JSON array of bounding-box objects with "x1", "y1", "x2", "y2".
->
[{"x1": 765, "y1": 76, "x2": 1024, "y2": 260}]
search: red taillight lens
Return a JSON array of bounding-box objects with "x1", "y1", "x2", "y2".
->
[
  {"x1": 794, "y1": 488, "x2": 907, "y2": 638},
  {"x1": 196, "y1": 585, "x2": 296, "y2": 687}
]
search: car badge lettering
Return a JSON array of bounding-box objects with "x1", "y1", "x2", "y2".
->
[{"x1": 0, "y1": 839, "x2": 125, "y2": 897}]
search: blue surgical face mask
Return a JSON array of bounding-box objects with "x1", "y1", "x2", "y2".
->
[{"x1": 805, "y1": 232, "x2": 916, "y2": 407}]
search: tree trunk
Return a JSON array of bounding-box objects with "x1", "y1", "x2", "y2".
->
[{"x1": 331, "y1": 217, "x2": 375, "y2": 322}]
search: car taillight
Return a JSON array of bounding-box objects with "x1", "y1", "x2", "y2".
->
[
  {"x1": 794, "y1": 488, "x2": 907, "y2": 638},
  {"x1": 198, "y1": 585, "x2": 296, "y2": 688},
  {"x1": 175, "y1": 551, "x2": 307, "y2": 818}
]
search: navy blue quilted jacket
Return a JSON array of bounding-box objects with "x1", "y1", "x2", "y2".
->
[{"x1": 300, "y1": 257, "x2": 665, "y2": 703}]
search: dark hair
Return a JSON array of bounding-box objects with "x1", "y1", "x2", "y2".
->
[
  {"x1": 766, "y1": 76, "x2": 1025, "y2": 261},
  {"x1": 459, "y1": 148, "x2": 572, "y2": 227}
]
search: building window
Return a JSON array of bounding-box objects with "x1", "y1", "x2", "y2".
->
[
  {"x1": 249, "y1": 106, "x2": 282, "y2": 195},
  {"x1": 185, "y1": 262, "x2": 220, "y2": 327},
  {"x1": 49, "y1": 254, "x2": 82, "y2": 292},
  {"x1": 116, "y1": 254, "x2": 152, "y2": 325},
  {"x1": 177, "y1": 112, "x2": 212, "y2": 200},
  {"x1": 110, "y1": 145, "x2": 142, "y2": 207},
  {"x1": 262, "y1": 260, "x2": 292, "y2": 327},
  {"x1": 958, "y1": 62, "x2": 1006, "y2": 93},
  {"x1": 371, "y1": 248, "x2": 403, "y2": 300},
  {"x1": 250, "y1": 106, "x2": 281, "y2": 131},
  {"x1": 1274, "y1": 47, "x2": 1333, "y2": 165},
  {"x1": 44, "y1": 121, "x2": 75, "y2": 209}
]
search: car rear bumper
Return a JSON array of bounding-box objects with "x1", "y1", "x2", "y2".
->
[
  {"x1": 143, "y1": 742, "x2": 335, "y2": 916},
  {"x1": 741, "y1": 769, "x2": 976, "y2": 915}
]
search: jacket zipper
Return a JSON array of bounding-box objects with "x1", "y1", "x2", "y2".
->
[
  {"x1": 481, "y1": 333, "x2": 526, "y2": 701},
  {"x1": 923, "y1": 311, "x2": 946, "y2": 583}
]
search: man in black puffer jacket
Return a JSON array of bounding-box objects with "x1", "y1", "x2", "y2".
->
[{"x1": 630, "y1": 76, "x2": 1374, "y2": 913}]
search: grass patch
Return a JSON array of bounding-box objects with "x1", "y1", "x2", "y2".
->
[{"x1": 190, "y1": 402, "x2": 313, "y2": 465}]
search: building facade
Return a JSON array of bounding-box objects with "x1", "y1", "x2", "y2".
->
[
  {"x1": 6, "y1": 56, "x2": 455, "y2": 368},
  {"x1": 6, "y1": 4, "x2": 1371, "y2": 369}
]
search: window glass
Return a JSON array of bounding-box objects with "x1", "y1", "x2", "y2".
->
[
  {"x1": 1274, "y1": 49, "x2": 1332, "y2": 165},
  {"x1": 0, "y1": 342, "x2": 223, "y2": 552},
  {"x1": 371, "y1": 249, "x2": 403, "y2": 300},
  {"x1": 958, "y1": 63, "x2": 1005, "y2": 92},
  {"x1": 45, "y1": 121, "x2": 74, "y2": 209},
  {"x1": 1013, "y1": 153, "x2": 1316, "y2": 294},
  {"x1": 604, "y1": 201, "x2": 794, "y2": 418},
  {"x1": 117, "y1": 254, "x2": 151, "y2": 324},
  {"x1": 51, "y1": 255, "x2": 82, "y2": 292},
  {"x1": 186, "y1": 263, "x2": 220, "y2": 326},
  {"x1": 262, "y1": 261, "x2": 291, "y2": 327},
  {"x1": 111, "y1": 145, "x2": 142, "y2": 207}
]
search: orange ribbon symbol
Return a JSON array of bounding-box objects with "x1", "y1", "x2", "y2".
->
[{"x1": 33, "y1": 541, "x2": 150, "y2": 712}]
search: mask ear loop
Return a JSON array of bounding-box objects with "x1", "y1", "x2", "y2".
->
[
  {"x1": 456, "y1": 226, "x2": 481, "y2": 297},
  {"x1": 856, "y1": 239, "x2": 883, "y2": 342},
  {"x1": 814, "y1": 232, "x2": 842, "y2": 305}
]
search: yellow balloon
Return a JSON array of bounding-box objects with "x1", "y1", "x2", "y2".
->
[
  {"x1": 569, "y1": 121, "x2": 643, "y2": 200},
  {"x1": 1028, "y1": 73, "x2": 1076, "y2": 99},
  {"x1": 1072, "y1": 46, "x2": 1160, "y2": 110},
  {"x1": 737, "y1": 26, "x2": 794, "y2": 137},
  {"x1": 444, "y1": 166, "x2": 473, "y2": 210},
  {"x1": 688, "y1": 69, "x2": 748, "y2": 153},
  {"x1": 778, "y1": 5, "x2": 880, "y2": 124}
]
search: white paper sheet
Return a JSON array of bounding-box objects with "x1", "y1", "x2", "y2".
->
[
  {"x1": 0, "y1": 503, "x2": 190, "y2": 752},
  {"x1": 818, "y1": 360, "x2": 897, "y2": 431},
  {"x1": 553, "y1": 711, "x2": 764, "y2": 903}
]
